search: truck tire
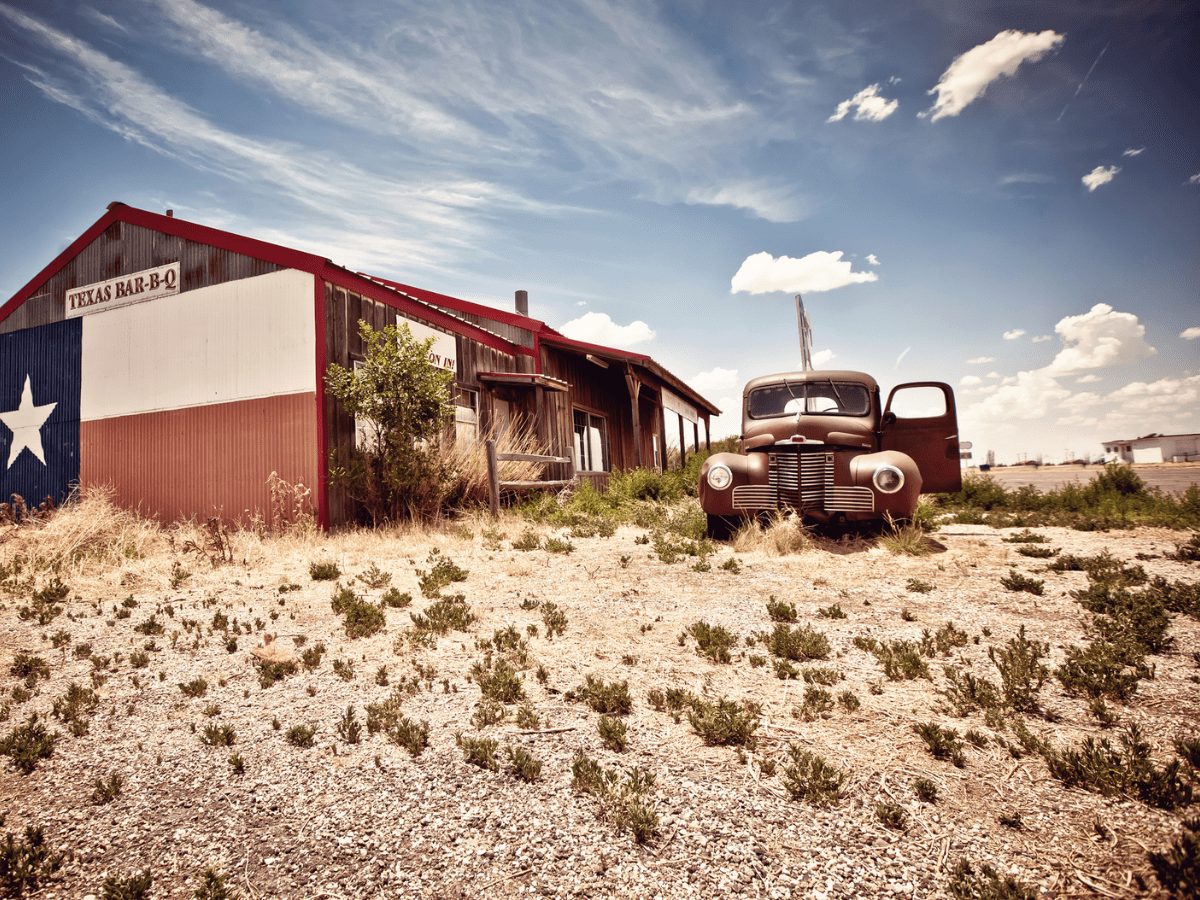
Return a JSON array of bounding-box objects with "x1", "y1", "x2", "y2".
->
[{"x1": 706, "y1": 513, "x2": 738, "y2": 542}]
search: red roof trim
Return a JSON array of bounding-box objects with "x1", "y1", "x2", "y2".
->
[
  {"x1": 359, "y1": 273, "x2": 546, "y2": 331},
  {"x1": 539, "y1": 332, "x2": 651, "y2": 364}
]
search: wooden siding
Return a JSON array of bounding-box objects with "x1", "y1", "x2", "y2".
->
[
  {"x1": 80, "y1": 392, "x2": 318, "y2": 525},
  {"x1": 322, "y1": 281, "x2": 528, "y2": 526},
  {"x1": 541, "y1": 346, "x2": 638, "y2": 479},
  {"x1": 1, "y1": 221, "x2": 284, "y2": 335}
]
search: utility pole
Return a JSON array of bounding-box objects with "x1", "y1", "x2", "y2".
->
[{"x1": 796, "y1": 295, "x2": 812, "y2": 371}]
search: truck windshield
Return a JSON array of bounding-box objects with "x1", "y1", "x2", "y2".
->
[{"x1": 747, "y1": 381, "x2": 871, "y2": 418}]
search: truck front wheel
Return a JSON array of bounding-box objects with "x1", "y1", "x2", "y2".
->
[{"x1": 706, "y1": 513, "x2": 740, "y2": 542}]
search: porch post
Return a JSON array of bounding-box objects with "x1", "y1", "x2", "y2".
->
[
  {"x1": 677, "y1": 413, "x2": 686, "y2": 470},
  {"x1": 624, "y1": 364, "x2": 643, "y2": 469}
]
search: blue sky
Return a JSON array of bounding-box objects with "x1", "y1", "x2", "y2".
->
[{"x1": 2, "y1": 0, "x2": 1197, "y2": 464}]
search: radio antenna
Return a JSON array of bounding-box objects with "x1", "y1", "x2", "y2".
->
[{"x1": 796, "y1": 294, "x2": 813, "y2": 371}]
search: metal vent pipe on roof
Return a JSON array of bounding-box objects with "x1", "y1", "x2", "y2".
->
[{"x1": 515, "y1": 290, "x2": 528, "y2": 317}]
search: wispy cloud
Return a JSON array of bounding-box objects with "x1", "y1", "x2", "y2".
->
[
  {"x1": 894, "y1": 347, "x2": 910, "y2": 369},
  {"x1": 1122, "y1": 147, "x2": 1144, "y2": 157},
  {"x1": 1032, "y1": 335, "x2": 1051, "y2": 343},
  {"x1": 730, "y1": 251, "x2": 878, "y2": 295},
  {"x1": 1000, "y1": 172, "x2": 1055, "y2": 186},
  {"x1": 1188, "y1": 174, "x2": 1200, "y2": 186},
  {"x1": 1083, "y1": 165, "x2": 1121, "y2": 192},
  {"x1": 959, "y1": 375, "x2": 982, "y2": 386},
  {"x1": 866, "y1": 254, "x2": 880, "y2": 266},
  {"x1": 921, "y1": 30, "x2": 1063, "y2": 122},
  {"x1": 1181, "y1": 327, "x2": 1200, "y2": 340},
  {"x1": 689, "y1": 367, "x2": 740, "y2": 394},
  {"x1": 966, "y1": 356, "x2": 994, "y2": 364},
  {"x1": 1003, "y1": 329, "x2": 1025, "y2": 340},
  {"x1": 827, "y1": 84, "x2": 898, "y2": 123},
  {"x1": 1057, "y1": 42, "x2": 1107, "y2": 123},
  {"x1": 812, "y1": 349, "x2": 837, "y2": 368}
]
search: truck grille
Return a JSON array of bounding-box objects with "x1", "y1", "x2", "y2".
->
[{"x1": 731, "y1": 451, "x2": 873, "y2": 514}]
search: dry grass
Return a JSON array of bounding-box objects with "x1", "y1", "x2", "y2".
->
[
  {"x1": 731, "y1": 510, "x2": 813, "y2": 556},
  {"x1": 442, "y1": 419, "x2": 554, "y2": 507}
]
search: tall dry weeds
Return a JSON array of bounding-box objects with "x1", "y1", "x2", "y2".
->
[
  {"x1": 731, "y1": 510, "x2": 812, "y2": 557},
  {"x1": 442, "y1": 419, "x2": 555, "y2": 508}
]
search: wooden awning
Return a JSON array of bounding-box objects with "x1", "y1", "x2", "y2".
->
[{"x1": 476, "y1": 372, "x2": 569, "y2": 392}]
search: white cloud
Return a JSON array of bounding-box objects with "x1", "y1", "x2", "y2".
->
[
  {"x1": 1003, "y1": 329, "x2": 1026, "y2": 340},
  {"x1": 1083, "y1": 165, "x2": 1121, "y2": 192},
  {"x1": 894, "y1": 347, "x2": 910, "y2": 369},
  {"x1": 730, "y1": 251, "x2": 878, "y2": 295},
  {"x1": 827, "y1": 84, "x2": 898, "y2": 123},
  {"x1": 1181, "y1": 327, "x2": 1200, "y2": 340},
  {"x1": 966, "y1": 356, "x2": 994, "y2": 364},
  {"x1": 962, "y1": 370, "x2": 1072, "y2": 428},
  {"x1": 986, "y1": 372, "x2": 1000, "y2": 379},
  {"x1": 921, "y1": 30, "x2": 1064, "y2": 122},
  {"x1": 1189, "y1": 174, "x2": 1200, "y2": 186},
  {"x1": 959, "y1": 375, "x2": 983, "y2": 386},
  {"x1": 1075, "y1": 374, "x2": 1101, "y2": 384},
  {"x1": 558, "y1": 312, "x2": 655, "y2": 348},
  {"x1": 811, "y1": 349, "x2": 837, "y2": 368},
  {"x1": 1057, "y1": 392, "x2": 1103, "y2": 414},
  {"x1": 866, "y1": 254, "x2": 880, "y2": 266},
  {"x1": 1041, "y1": 303, "x2": 1156, "y2": 376},
  {"x1": 1107, "y1": 375, "x2": 1200, "y2": 417},
  {"x1": 1032, "y1": 335, "x2": 1051, "y2": 343},
  {"x1": 1122, "y1": 147, "x2": 1144, "y2": 157},
  {"x1": 689, "y1": 367, "x2": 740, "y2": 394}
]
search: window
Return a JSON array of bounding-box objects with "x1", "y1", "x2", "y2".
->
[
  {"x1": 573, "y1": 409, "x2": 609, "y2": 472},
  {"x1": 748, "y1": 381, "x2": 871, "y2": 419},
  {"x1": 455, "y1": 387, "x2": 478, "y2": 448}
]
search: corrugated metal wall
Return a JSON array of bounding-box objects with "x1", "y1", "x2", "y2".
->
[
  {"x1": 1, "y1": 221, "x2": 284, "y2": 334},
  {"x1": 80, "y1": 393, "x2": 318, "y2": 524}
]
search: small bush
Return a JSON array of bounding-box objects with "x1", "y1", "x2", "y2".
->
[
  {"x1": 1148, "y1": 817, "x2": 1199, "y2": 900},
  {"x1": 506, "y1": 745, "x2": 543, "y2": 782},
  {"x1": 688, "y1": 697, "x2": 760, "y2": 747},
  {"x1": 872, "y1": 640, "x2": 930, "y2": 681},
  {"x1": 300, "y1": 642, "x2": 326, "y2": 672},
  {"x1": 192, "y1": 867, "x2": 241, "y2": 900},
  {"x1": 685, "y1": 621, "x2": 737, "y2": 664},
  {"x1": 767, "y1": 623, "x2": 830, "y2": 662},
  {"x1": 570, "y1": 675, "x2": 633, "y2": 715},
  {"x1": 416, "y1": 548, "x2": 468, "y2": 598},
  {"x1": 793, "y1": 687, "x2": 834, "y2": 721},
  {"x1": 914, "y1": 777, "x2": 938, "y2": 802},
  {"x1": 540, "y1": 602, "x2": 568, "y2": 640},
  {"x1": 133, "y1": 615, "x2": 165, "y2": 635},
  {"x1": 255, "y1": 659, "x2": 297, "y2": 689},
  {"x1": 381, "y1": 588, "x2": 412, "y2": 608},
  {"x1": 9, "y1": 654, "x2": 50, "y2": 682},
  {"x1": 1056, "y1": 641, "x2": 1144, "y2": 703},
  {"x1": 179, "y1": 678, "x2": 208, "y2": 698},
  {"x1": 386, "y1": 717, "x2": 430, "y2": 756},
  {"x1": 817, "y1": 603, "x2": 846, "y2": 619},
  {"x1": 0, "y1": 823, "x2": 67, "y2": 895},
  {"x1": 544, "y1": 536, "x2": 575, "y2": 554},
  {"x1": 457, "y1": 733, "x2": 498, "y2": 770},
  {"x1": 50, "y1": 682, "x2": 98, "y2": 735},
  {"x1": 906, "y1": 578, "x2": 934, "y2": 594},
  {"x1": 309, "y1": 560, "x2": 340, "y2": 581},
  {"x1": 411, "y1": 594, "x2": 476, "y2": 634},
  {"x1": 17, "y1": 578, "x2": 70, "y2": 625},
  {"x1": 999, "y1": 570, "x2": 1044, "y2": 595},
  {"x1": 766, "y1": 596, "x2": 797, "y2": 622},
  {"x1": 0, "y1": 715, "x2": 58, "y2": 774},
  {"x1": 802, "y1": 666, "x2": 842, "y2": 686},
  {"x1": 336, "y1": 705, "x2": 361, "y2": 744},
  {"x1": 948, "y1": 859, "x2": 1036, "y2": 900},
  {"x1": 782, "y1": 744, "x2": 845, "y2": 805},
  {"x1": 598, "y1": 715, "x2": 628, "y2": 752},
  {"x1": 285, "y1": 724, "x2": 316, "y2": 748},
  {"x1": 471, "y1": 658, "x2": 525, "y2": 704},
  {"x1": 357, "y1": 563, "x2": 392, "y2": 589},
  {"x1": 876, "y1": 802, "x2": 907, "y2": 829},
  {"x1": 1003, "y1": 529, "x2": 1048, "y2": 544},
  {"x1": 102, "y1": 870, "x2": 153, "y2": 900},
  {"x1": 200, "y1": 724, "x2": 236, "y2": 747},
  {"x1": 471, "y1": 700, "x2": 506, "y2": 729},
  {"x1": 516, "y1": 704, "x2": 541, "y2": 729},
  {"x1": 91, "y1": 772, "x2": 123, "y2": 805},
  {"x1": 1017, "y1": 545, "x2": 1058, "y2": 558},
  {"x1": 879, "y1": 518, "x2": 931, "y2": 556},
  {"x1": 837, "y1": 690, "x2": 860, "y2": 712},
  {"x1": 989, "y1": 626, "x2": 1049, "y2": 712},
  {"x1": 914, "y1": 721, "x2": 965, "y2": 767},
  {"x1": 941, "y1": 668, "x2": 1001, "y2": 716},
  {"x1": 1043, "y1": 722, "x2": 1193, "y2": 810}
]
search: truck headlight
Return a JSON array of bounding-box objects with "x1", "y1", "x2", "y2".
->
[
  {"x1": 706, "y1": 464, "x2": 733, "y2": 491},
  {"x1": 872, "y1": 465, "x2": 904, "y2": 494}
]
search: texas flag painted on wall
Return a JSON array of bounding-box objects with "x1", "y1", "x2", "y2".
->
[{"x1": 0, "y1": 318, "x2": 81, "y2": 508}]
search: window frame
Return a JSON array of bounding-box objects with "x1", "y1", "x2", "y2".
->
[{"x1": 572, "y1": 407, "x2": 610, "y2": 473}]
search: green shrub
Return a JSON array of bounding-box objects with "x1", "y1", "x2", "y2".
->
[
  {"x1": 255, "y1": 659, "x2": 297, "y2": 688},
  {"x1": 941, "y1": 668, "x2": 1001, "y2": 716},
  {"x1": 569, "y1": 751, "x2": 659, "y2": 843},
  {"x1": 336, "y1": 705, "x2": 361, "y2": 744},
  {"x1": 329, "y1": 586, "x2": 385, "y2": 639},
  {"x1": 285, "y1": 724, "x2": 316, "y2": 748},
  {"x1": 688, "y1": 697, "x2": 760, "y2": 747},
  {"x1": 766, "y1": 596, "x2": 797, "y2": 622},
  {"x1": 781, "y1": 745, "x2": 845, "y2": 805},
  {"x1": 837, "y1": 690, "x2": 860, "y2": 712},
  {"x1": 598, "y1": 715, "x2": 628, "y2": 752},
  {"x1": 16, "y1": 578, "x2": 69, "y2": 625},
  {"x1": 817, "y1": 603, "x2": 846, "y2": 619},
  {"x1": 505, "y1": 745, "x2": 543, "y2": 782},
  {"x1": 802, "y1": 666, "x2": 842, "y2": 686},
  {"x1": 300, "y1": 642, "x2": 326, "y2": 672},
  {"x1": 8, "y1": 654, "x2": 49, "y2": 682},
  {"x1": 793, "y1": 687, "x2": 834, "y2": 721},
  {"x1": 357, "y1": 563, "x2": 392, "y2": 588},
  {"x1": 179, "y1": 678, "x2": 208, "y2": 698},
  {"x1": 999, "y1": 570, "x2": 1044, "y2": 595},
  {"x1": 914, "y1": 721, "x2": 965, "y2": 767},
  {"x1": 570, "y1": 675, "x2": 632, "y2": 715},
  {"x1": 1148, "y1": 817, "x2": 1199, "y2": 900},
  {"x1": 0, "y1": 715, "x2": 58, "y2": 774},
  {"x1": 540, "y1": 602, "x2": 568, "y2": 640},
  {"x1": 0, "y1": 823, "x2": 67, "y2": 896},
  {"x1": 1055, "y1": 641, "x2": 1144, "y2": 703},
  {"x1": 876, "y1": 802, "x2": 907, "y2": 829},
  {"x1": 471, "y1": 658, "x2": 525, "y2": 704},
  {"x1": 766, "y1": 623, "x2": 830, "y2": 661},
  {"x1": 914, "y1": 778, "x2": 938, "y2": 803},
  {"x1": 1043, "y1": 723, "x2": 1193, "y2": 810},
  {"x1": 872, "y1": 640, "x2": 930, "y2": 681},
  {"x1": 411, "y1": 594, "x2": 475, "y2": 634},
  {"x1": 416, "y1": 549, "x2": 468, "y2": 598},
  {"x1": 381, "y1": 588, "x2": 412, "y2": 608},
  {"x1": 200, "y1": 724, "x2": 236, "y2": 747},
  {"x1": 906, "y1": 578, "x2": 934, "y2": 594},
  {"x1": 192, "y1": 867, "x2": 240, "y2": 900},
  {"x1": 948, "y1": 858, "x2": 1036, "y2": 900},
  {"x1": 988, "y1": 626, "x2": 1049, "y2": 712},
  {"x1": 102, "y1": 869, "x2": 152, "y2": 900},
  {"x1": 308, "y1": 560, "x2": 341, "y2": 581},
  {"x1": 50, "y1": 682, "x2": 98, "y2": 735},
  {"x1": 685, "y1": 621, "x2": 737, "y2": 664},
  {"x1": 1002, "y1": 529, "x2": 1047, "y2": 544},
  {"x1": 386, "y1": 717, "x2": 429, "y2": 756},
  {"x1": 511, "y1": 529, "x2": 541, "y2": 551},
  {"x1": 456, "y1": 733, "x2": 498, "y2": 770}
]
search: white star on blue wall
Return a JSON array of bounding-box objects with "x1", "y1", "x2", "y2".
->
[{"x1": 0, "y1": 375, "x2": 58, "y2": 469}]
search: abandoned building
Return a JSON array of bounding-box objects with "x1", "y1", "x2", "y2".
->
[
  {"x1": 0, "y1": 203, "x2": 719, "y2": 528},
  {"x1": 1103, "y1": 433, "x2": 1200, "y2": 464}
]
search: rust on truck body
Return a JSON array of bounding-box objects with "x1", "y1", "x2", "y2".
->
[{"x1": 699, "y1": 369, "x2": 961, "y2": 537}]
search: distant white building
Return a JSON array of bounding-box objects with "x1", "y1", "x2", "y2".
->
[{"x1": 1102, "y1": 433, "x2": 1200, "y2": 464}]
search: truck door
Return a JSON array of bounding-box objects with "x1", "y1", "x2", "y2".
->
[{"x1": 880, "y1": 382, "x2": 962, "y2": 494}]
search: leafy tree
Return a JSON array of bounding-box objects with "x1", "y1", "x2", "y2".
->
[{"x1": 325, "y1": 320, "x2": 456, "y2": 523}]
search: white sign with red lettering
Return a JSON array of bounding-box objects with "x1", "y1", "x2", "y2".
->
[
  {"x1": 66, "y1": 263, "x2": 181, "y2": 318},
  {"x1": 399, "y1": 316, "x2": 457, "y2": 373}
]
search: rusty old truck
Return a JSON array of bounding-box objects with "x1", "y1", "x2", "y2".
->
[{"x1": 698, "y1": 370, "x2": 962, "y2": 538}]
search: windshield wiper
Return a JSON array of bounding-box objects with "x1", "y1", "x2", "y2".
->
[{"x1": 825, "y1": 378, "x2": 844, "y2": 410}]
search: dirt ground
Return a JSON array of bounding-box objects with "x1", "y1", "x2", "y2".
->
[{"x1": 1, "y1": 499, "x2": 1198, "y2": 899}]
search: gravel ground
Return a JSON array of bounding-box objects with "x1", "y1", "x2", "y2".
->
[{"x1": 1, "y1": 504, "x2": 1198, "y2": 899}]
